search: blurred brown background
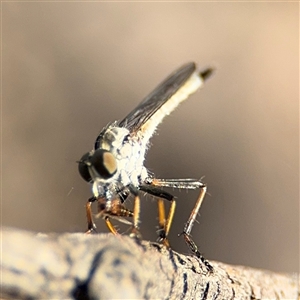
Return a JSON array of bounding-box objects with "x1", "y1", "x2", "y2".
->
[{"x1": 2, "y1": 3, "x2": 298, "y2": 272}]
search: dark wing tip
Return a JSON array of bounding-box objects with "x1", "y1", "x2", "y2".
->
[{"x1": 199, "y1": 67, "x2": 215, "y2": 81}]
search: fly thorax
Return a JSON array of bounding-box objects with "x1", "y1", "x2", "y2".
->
[
  {"x1": 99, "y1": 126, "x2": 130, "y2": 152},
  {"x1": 118, "y1": 138, "x2": 146, "y2": 187}
]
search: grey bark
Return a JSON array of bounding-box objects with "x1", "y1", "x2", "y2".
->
[{"x1": 1, "y1": 227, "x2": 298, "y2": 300}]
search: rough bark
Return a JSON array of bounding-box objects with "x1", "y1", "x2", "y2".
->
[{"x1": 1, "y1": 227, "x2": 298, "y2": 300}]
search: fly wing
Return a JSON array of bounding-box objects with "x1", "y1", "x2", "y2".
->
[{"x1": 117, "y1": 62, "x2": 213, "y2": 142}]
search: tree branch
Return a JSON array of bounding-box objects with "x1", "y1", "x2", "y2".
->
[{"x1": 1, "y1": 227, "x2": 298, "y2": 299}]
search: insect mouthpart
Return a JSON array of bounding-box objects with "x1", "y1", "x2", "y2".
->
[{"x1": 78, "y1": 149, "x2": 117, "y2": 182}]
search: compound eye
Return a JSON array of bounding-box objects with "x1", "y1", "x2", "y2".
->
[
  {"x1": 91, "y1": 149, "x2": 117, "y2": 179},
  {"x1": 78, "y1": 152, "x2": 92, "y2": 182}
]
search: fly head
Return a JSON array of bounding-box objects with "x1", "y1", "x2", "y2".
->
[{"x1": 78, "y1": 149, "x2": 118, "y2": 183}]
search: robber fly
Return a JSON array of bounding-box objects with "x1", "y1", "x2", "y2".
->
[{"x1": 78, "y1": 62, "x2": 214, "y2": 270}]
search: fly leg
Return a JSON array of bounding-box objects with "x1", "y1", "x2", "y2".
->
[
  {"x1": 157, "y1": 197, "x2": 176, "y2": 247},
  {"x1": 139, "y1": 183, "x2": 176, "y2": 247},
  {"x1": 104, "y1": 216, "x2": 118, "y2": 235},
  {"x1": 157, "y1": 198, "x2": 169, "y2": 247},
  {"x1": 181, "y1": 184, "x2": 213, "y2": 272},
  {"x1": 145, "y1": 178, "x2": 213, "y2": 272},
  {"x1": 127, "y1": 185, "x2": 142, "y2": 239},
  {"x1": 85, "y1": 196, "x2": 97, "y2": 234},
  {"x1": 99, "y1": 197, "x2": 134, "y2": 235},
  {"x1": 86, "y1": 196, "x2": 134, "y2": 235}
]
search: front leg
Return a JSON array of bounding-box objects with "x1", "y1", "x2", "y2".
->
[{"x1": 85, "y1": 196, "x2": 97, "y2": 234}]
